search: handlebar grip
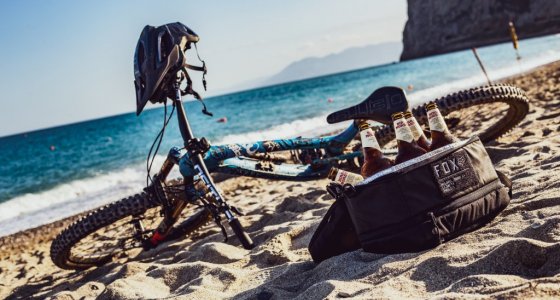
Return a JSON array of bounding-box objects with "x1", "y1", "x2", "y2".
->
[{"x1": 228, "y1": 218, "x2": 255, "y2": 249}]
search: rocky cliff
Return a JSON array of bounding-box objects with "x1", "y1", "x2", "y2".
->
[{"x1": 401, "y1": 0, "x2": 560, "y2": 60}]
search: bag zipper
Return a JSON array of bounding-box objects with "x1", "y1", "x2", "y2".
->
[
  {"x1": 355, "y1": 180, "x2": 503, "y2": 238},
  {"x1": 358, "y1": 136, "x2": 480, "y2": 186},
  {"x1": 436, "y1": 179, "x2": 503, "y2": 216}
]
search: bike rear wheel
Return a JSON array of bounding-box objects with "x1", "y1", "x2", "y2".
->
[
  {"x1": 374, "y1": 84, "x2": 530, "y2": 147},
  {"x1": 50, "y1": 181, "x2": 212, "y2": 270}
]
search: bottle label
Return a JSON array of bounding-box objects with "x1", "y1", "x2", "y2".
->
[
  {"x1": 393, "y1": 118, "x2": 414, "y2": 143},
  {"x1": 334, "y1": 170, "x2": 364, "y2": 185},
  {"x1": 406, "y1": 117, "x2": 422, "y2": 140},
  {"x1": 427, "y1": 108, "x2": 447, "y2": 132},
  {"x1": 360, "y1": 128, "x2": 381, "y2": 151}
]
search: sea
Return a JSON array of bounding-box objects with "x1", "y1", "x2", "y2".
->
[{"x1": 1, "y1": 34, "x2": 560, "y2": 236}]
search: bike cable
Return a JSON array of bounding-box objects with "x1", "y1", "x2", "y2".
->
[{"x1": 146, "y1": 101, "x2": 176, "y2": 203}]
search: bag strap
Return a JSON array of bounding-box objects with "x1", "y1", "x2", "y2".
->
[
  {"x1": 326, "y1": 183, "x2": 344, "y2": 201},
  {"x1": 326, "y1": 182, "x2": 357, "y2": 201},
  {"x1": 496, "y1": 170, "x2": 512, "y2": 198}
]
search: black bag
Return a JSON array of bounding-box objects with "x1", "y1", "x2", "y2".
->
[
  {"x1": 308, "y1": 137, "x2": 512, "y2": 263},
  {"x1": 308, "y1": 198, "x2": 361, "y2": 263}
]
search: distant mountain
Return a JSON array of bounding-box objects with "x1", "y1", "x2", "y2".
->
[{"x1": 262, "y1": 42, "x2": 402, "y2": 87}]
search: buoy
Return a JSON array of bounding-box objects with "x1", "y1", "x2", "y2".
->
[
  {"x1": 509, "y1": 21, "x2": 521, "y2": 61},
  {"x1": 217, "y1": 117, "x2": 228, "y2": 123},
  {"x1": 327, "y1": 98, "x2": 334, "y2": 103},
  {"x1": 50, "y1": 145, "x2": 56, "y2": 151}
]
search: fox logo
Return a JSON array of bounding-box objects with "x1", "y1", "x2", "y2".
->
[
  {"x1": 431, "y1": 149, "x2": 478, "y2": 197},
  {"x1": 432, "y1": 157, "x2": 462, "y2": 178}
]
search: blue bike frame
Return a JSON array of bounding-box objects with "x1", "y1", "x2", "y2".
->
[{"x1": 178, "y1": 121, "x2": 361, "y2": 181}]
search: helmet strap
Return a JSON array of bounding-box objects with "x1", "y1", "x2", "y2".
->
[
  {"x1": 181, "y1": 67, "x2": 213, "y2": 117},
  {"x1": 176, "y1": 43, "x2": 211, "y2": 116},
  {"x1": 181, "y1": 44, "x2": 207, "y2": 90},
  {"x1": 194, "y1": 43, "x2": 207, "y2": 91},
  {"x1": 183, "y1": 61, "x2": 207, "y2": 91}
]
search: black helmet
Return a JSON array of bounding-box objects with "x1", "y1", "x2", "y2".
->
[{"x1": 133, "y1": 22, "x2": 205, "y2": 115}]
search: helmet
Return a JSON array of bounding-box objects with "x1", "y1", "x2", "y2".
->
[{"x1": 133, "y1": 22, "x2": 203, "y2": 115}]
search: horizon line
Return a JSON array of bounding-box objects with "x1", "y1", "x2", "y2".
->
[{"x1": 0, "y1": 59, "x2": 402, "y2": 139}]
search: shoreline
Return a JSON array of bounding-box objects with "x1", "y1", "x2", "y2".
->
[{"x1": 2, "y1": 60, "x2": 560, "y2": 299}]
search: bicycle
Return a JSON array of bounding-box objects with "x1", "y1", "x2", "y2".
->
[{"x1": 50, "y1": 23, "x2": 530, "y2": 270}]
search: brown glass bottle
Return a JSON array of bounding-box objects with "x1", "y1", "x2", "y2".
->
[
  {"x1": 327, "y1": 167, "x2": 364, "y2": 185},
  {"x1": 404, "y1": 111, "x2": 431, "y2": 151},
  {"x1": 392, "y1": 112, "x2": 427, "y2": 164},
  {"x1": 425, "y1": 102, "x2": 458, "y2": 150},
  {"x1": 358, "y1": 121, "x2": 393, "y2": 177}
]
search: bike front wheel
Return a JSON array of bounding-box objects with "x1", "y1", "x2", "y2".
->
[{"x1": 50, "y1": 185, "x2": 211, "y2": 270}]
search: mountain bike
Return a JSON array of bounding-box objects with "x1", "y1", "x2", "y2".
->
[{"x1": 50, "y1": 80, "x2": 529, "y2": 269}]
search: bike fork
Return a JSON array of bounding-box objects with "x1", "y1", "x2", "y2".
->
[
  {"x1": 192, "y1": 164, "x2": 254, "y2": 248},
  {"x1": 148, "y1": 147, "x2": 188, "y2": 246}
]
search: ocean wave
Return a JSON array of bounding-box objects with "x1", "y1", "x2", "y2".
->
[
  {"x1": 0, "y1": 155, "x2": 176, "y2": 237},
  {"x1": 215, "y1": 115, "x2": 353, "y2": 144}
]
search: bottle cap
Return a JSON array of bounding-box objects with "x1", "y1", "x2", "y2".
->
[
  {"x1": 425, "y1": 102, "x2": 438, "y2": 110},
  {"x1": 403, "y1": 111, "x2": 413, "y2": 118},
  {"x1": 327, "y1": 167, "x2": 338, "y2": 180},
  {"x1": 358, "y1": 120, "x2": 370, "y2": 130},
  {"x1": 391, "y1": 112, "x2": 404, "y2": 120}
]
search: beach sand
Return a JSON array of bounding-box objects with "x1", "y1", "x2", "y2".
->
[{"x1": 1, "y1": 61, "x2": 560, "y2": 299}]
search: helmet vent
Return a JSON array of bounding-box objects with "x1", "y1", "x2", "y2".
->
[{"x1": 158, "y1": 30, "x2": 173, "y2": 63}]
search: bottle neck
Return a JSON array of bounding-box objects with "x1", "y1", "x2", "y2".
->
[
  {"x1": 406, "y1": 116, "x2": 424, "y2": 141},
  {"x1": 427, "y1": 108, "x2": 449, "y2": 133},
  {"x1": 393, "y1": 117, "x2": 414, "y2": 143},
  {"x1": 327, "y1": 167, "x2": 338, "y2": 181}
]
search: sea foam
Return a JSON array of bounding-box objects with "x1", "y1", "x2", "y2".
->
[{"x1": 0, "y1": 155, "x2": 176, "y2": 237}]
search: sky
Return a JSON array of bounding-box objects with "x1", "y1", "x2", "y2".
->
[{"x1": 0, "y1": 0, "x2": 407, "y2": 137}]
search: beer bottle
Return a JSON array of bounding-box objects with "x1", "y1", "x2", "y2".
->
[
  {"x1": 358, "y1": 121, "x2": 393, "y2": 177},
  {"x1": 425, "y1": 102, "x2": 458, "y2": 150},
  {"x1": 392, "y1": 112, "x2": 427, "y2": 164},
  {"x1": 403, "y1": 111, "x2": 431, "y2": 151},
  {"x1": 327, "y1": 167, "x2": 364, "y2": 185}
]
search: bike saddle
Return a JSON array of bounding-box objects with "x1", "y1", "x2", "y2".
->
[{"x1": 326, "y1": 86, "x2": 409, "y2": 125}]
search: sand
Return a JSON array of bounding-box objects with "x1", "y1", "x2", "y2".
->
[{"x1": 1, "y1": 61, "x2": 560, "y2": 299}]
